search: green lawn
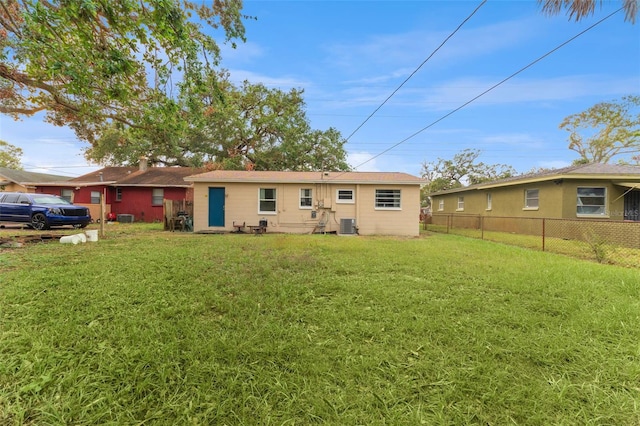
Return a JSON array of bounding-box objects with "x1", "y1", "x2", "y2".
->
[
  {"x1": 1, "y1": 224, "x2": 639, "y2": 425},
  {"x1": 426, "y1": 224, "x2": 640, "y2": 268}
]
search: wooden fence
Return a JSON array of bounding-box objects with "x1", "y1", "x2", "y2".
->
[{"x1": 163, "y1": 199, "x2": 194, "y2": 231}]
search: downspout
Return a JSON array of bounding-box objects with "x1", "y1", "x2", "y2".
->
[{"x1": 356, "y1": 184, "x2": 360, "y2": 234}]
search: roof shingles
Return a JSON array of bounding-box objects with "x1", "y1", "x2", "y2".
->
[
  {"x1": 71, "y1": 167, "x2": 205, "y2": 187},
  {"x1": 185, "y1": 170, "x2": 425, "y2": 184},
  {"x1": 0, "y1": 167, "x2": 70, "y2": 184},
  {"x1": 429, "y1": 163, "x2": 640, "y2": 195}
]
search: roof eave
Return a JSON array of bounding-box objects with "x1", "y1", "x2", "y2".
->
[
  {"x1": 185, "y1": 177, "x2": 424, "y2": 185},
  {"x1": 429, "y1": 173, "x2": 640, "y2": 195},
  {"x1": 114, "y1": 184, "x2": 191, "y2": 188},
  {"x1": 482, "y1": 173, "x2": 640, "y2": 189},
  {"x1": 32, "y1": 181, "x2": 118, "y2": 187}
]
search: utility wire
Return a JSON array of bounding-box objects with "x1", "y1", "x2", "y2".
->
[
  {"x1": 350, "y1": 7, "x2": 624, "y2": 172},
  {"x1": 344, "y1": 0, "x2": 487, "y2": 142}
]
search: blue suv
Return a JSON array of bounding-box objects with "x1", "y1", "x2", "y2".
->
[{"x1": 0, "y1": 192, "x2": 91, "y2": 230}]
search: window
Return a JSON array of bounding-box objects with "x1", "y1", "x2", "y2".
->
[
  {"x1": 457, "y1": 196, "x2": 465, "y2": 211},
  {"x1": 115, "y1": 187, "x2": 122, "y2": 201},
  {"x1": 152, "y1": 188, "x2": 163, "y2": 206},
  {"x1": 486, "y1": 193, "x2": 492, "y2": 210},
  {"x1": 300, "y1": 188, "x2": 313, "y2": 209},
  {"x1": 2, "y1": 193, "x2": 19, "y2": 203},
  {"x1": 375, "y1": 189, "x2": 401, "y2": 209},
  {"x1": 577, "y1": 187, "x2": 606, "y2": 216},
  {"x1": 61, "y1": 189, "x2": 73, "y2": 202},
  {"x1": 336, "y1": 189, "x2": 354, "y2": 204},
  {"x1": 438, "y1": 199, "x2": 444, "y2": 211},
  {"x1": 90, "y1": 191, "x2": 101, "y2": 204},
  {"x1": 259, "y1": 188, "x2": 276, "y2": 213},
  {"x1": 524, "y1": 189, "x2": 539, "y2": 209}
]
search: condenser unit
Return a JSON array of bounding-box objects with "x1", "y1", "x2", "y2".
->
[
  {"x1": 117, "y1": 214, "x2": 135, "y2": 223},
  {"x1": 340, "y1": 218, "x2": 357, "y2": 235}
]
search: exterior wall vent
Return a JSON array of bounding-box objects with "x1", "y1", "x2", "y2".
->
[{"x1": 340, "y1": 218, "x2": 356, "y2": 235}]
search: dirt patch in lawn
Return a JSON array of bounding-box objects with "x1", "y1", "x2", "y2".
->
[{"x1": 0, "y1": 234, "x2": 58, "y2": 248}]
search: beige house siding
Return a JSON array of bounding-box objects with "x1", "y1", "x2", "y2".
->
[
  {"x1": 0, "y1": 182, "x2": 32, "y2": 192},
  {"x1": 191, "y1": 181, "x2": 421, "y2": 236}
]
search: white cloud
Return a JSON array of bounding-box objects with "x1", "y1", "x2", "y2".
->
[
  {"x1": 227, "y1": 69, "x2": 310, "y2": 90},
  {"x1": 325, "y1": 17, "x2": 536, "y2": 73},
  {"x1": 0, "y1": 114, "x2": 98, "y2": 177},
  {"x1": 220, "y1": 41, "x2": 265, "y2": 64},
  {"x1": 345, "y1": 67, "x2": 417, "y2": 86},
  {"x1": 303, "y1": 72, "x2": 639, "y2": 114},
  {"x1": 480, "y1": 133, "x2": 546, "y2": 150},
  {"x1": 409, "y1": 75, "x2": 639, "y2": 111},
  {"x1": 348, "y1": 151, "x2": 380, "y2": 172}
]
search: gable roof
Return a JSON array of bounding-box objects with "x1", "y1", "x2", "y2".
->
[
  {"x1": 68, "y1": 166, "x2": 205, "y2": 187},
  {"x1": 0, "y1": 167, "x2": 70, "y2": 185},
  {"x1": 185, "y1": 170, "x2": 425, "y2": 185},
  {"x1": 429, "y1": 163, "x2": 640, "y2": 195},
  {"x1": 69, "y1": 167, "x2": 138, "y2": 184},
  {"x1": 116, "y1": 167, "x2": 205, "y2": 187}
]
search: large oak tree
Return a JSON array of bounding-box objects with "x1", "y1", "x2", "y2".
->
[
  {"x1": 83, "y1": 70, "x2": 350, "y2": 171},
  {"x1": 561, "y1": 95, "x2": 640, "y2": 164},
  {"x1": 1, "y1": 1, "x2": 350, "y2": 172},
  {"x1": 421, "y1": 148, "x2": 516, "y2": 202},
  {"x1": 0, "y1": 0, "x2": 246, "y2": 143}
]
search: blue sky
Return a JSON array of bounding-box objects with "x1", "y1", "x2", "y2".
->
[{"x1": 1, "y1": 0, "x2": 638, "y2": 177}]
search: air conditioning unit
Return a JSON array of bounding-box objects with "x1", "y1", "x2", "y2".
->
[
  {"x1": 117, "y1": 214, "x2": 135, "y2": 223},
  {"x1": 340, "y1": 218, "x2": 356, "y2": 235}
]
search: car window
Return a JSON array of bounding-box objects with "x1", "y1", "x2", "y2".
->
[
  {"x1": 31, "y1": 195, "x2": 72, "y2": 205},
  {"x1": 17, "y1": 194, "x2": 31, "y2": 204},
  {"x1": 2, "y1": 194, "x2": 19, "y2": 203}
]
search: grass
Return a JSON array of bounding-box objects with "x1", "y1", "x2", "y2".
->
[
  {"x1": 426, "y1": 224, "x2": 640, "y2": 268},
  {"x1": 1, "y1": 224, "x2": 640, "y2": 424}
]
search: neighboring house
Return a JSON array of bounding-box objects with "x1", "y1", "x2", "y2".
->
[
  {"x1": 0, "y1": 167, "x2": 70, "y2": 192},
  {"x1": 184, "y1": 170, "x2": 425, "y2": 236},
  {"x1": 429, "y1": 163, "x2": 640, "y2": 222},
  {"x1": 34, "y1": 161, "x2": 204, "y2": 222}
]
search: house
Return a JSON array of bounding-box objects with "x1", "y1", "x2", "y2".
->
[
  {"x1": 0, "y1": 167, "x2": 70, "y2": 192},
  {"x1": 184, "y1": 170, "x2": 425, "y2": 236},
  {"x1": 429, "y1": 163, "x2": 640, "y2": 222},
  {"x1": 34, "y1": 161, "x2": 204, "y2": 222}
]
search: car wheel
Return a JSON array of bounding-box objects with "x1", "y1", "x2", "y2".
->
[{"x1": 31, "y1": 213, "x2": 50, "y2": 230}]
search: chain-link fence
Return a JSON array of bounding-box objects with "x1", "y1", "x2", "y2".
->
[{"x1": 425, "y1": 214, "x2": 640, "y2": 268}]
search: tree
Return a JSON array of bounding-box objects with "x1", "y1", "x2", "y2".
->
[
  {"x1": 84, "y1": 74, "x2": 351, "y2": 171},
  {"x1": 421, "y1": 149, "x2": 516, "y2": 203},
  {"x1": 0, "y1": 0, "x2": 247, "y2": 144},
  {"x1": 0, "y1": 139, "x2": 22, "y2": 169},
  {"x1": 560, "y1": 95, "x2": 640, "y2": 164},
  {"x1": 538, "y1": 0, "x2": 638, "y2": 23},
  {"x1": 1, "y1": 3, "x2": 347, "y2": 172}
]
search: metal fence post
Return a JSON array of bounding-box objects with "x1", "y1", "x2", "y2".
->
[{"x1": 542, "y1": 218, "x2": 545, "y2": 252}]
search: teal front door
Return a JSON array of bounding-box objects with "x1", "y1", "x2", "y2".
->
[{"x1": 208, "y1": 187, "x2": 225, "y2": 227}]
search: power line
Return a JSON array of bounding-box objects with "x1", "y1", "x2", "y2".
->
[
  {"x1": 351, "y1": 7, "x2": 624, "y2": 172},
  {"x1": 343, "y1": 0, "x2": 487, "y2": 142},
  {"x1": 21, "y1": 163, "x2": 97, "y2": 177}
]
